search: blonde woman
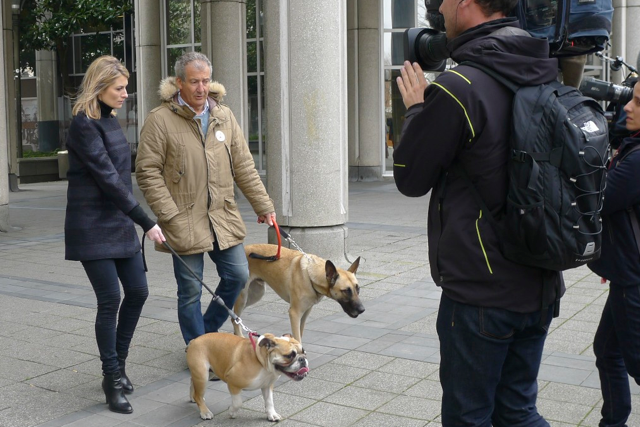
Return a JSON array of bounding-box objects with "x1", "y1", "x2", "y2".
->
[{"x1": 64, "y1": 55, "x2": 164, "y2": 414}]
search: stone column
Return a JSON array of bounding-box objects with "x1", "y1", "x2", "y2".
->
[
  {"x1": 263, "y1": 0, "x2": 349, "y2": 262},
  {"x1": 134, "y1": 0, "x2": 162, "y2": 128},
  {"x1": 2, "y1": 1, "x2": 18, "y2": 187},
  {"x1": 0, "y1": 2, "x2": 8, "y2": 231},
  {"x1": 347, "y1": 0, "x2": 384, "y2": 181},
  {"x1": 201, "y1": 0, "x2": 248, "y2": 133},
  {"x1": 624, "y1": 0, "x2": 640, "y2": 76},
  {"x1": 611, "y1": 0, "x2": 640, "y2": 85},
  {"x1": 36, "y1": 50, "x2": 60, "y2": 152}
]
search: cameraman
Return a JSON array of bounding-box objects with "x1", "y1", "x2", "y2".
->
[
  {"x1": 588, "y1": 80, "x2": 640, "y2": 427},
  {"x1": 393, "y1": 0, "x2": 563, "y2": 425}
]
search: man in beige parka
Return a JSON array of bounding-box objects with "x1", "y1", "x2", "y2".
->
[{"x1": 136, "y1": 52, "x2": 275, "y2": 345}]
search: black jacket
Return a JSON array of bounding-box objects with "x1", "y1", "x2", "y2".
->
[
  {"x1": 394, "y1": 18, "x2": 564, "y2": 313},
  {"x1": 588, "y1": 136, "x2": 640, "y2": 285},
  {"x1": 65, "y1": 102, "x2": 154, "y2": 261}
]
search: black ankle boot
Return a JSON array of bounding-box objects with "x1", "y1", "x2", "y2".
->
[
  {"x1": 102, "y1": 372, "x2": 133, "y2": 414},
  {"x1": 118, "y1": 358, "x2": 134, "y2": 394}
]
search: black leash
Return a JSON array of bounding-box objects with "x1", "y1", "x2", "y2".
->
[
  {"x1": 142, "y1": 234, "x2": 255, "y2": 334},
  {"x1": 162, "y1": 241, "x2": 246, "y2": 324}
]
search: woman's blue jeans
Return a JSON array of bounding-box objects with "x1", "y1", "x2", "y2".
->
[
  {"x1": 593, "y1": 283, "x2": 640, "y2": 427},
  {"x1": 437, "y1": 293, "x2": 553, "y2": 427},
  {"x1": 172, "y1": 241, "x2": 248, "y2": 344},
  {"x1": 82, "y1": 252, "x2": 149, "y2": 375}
]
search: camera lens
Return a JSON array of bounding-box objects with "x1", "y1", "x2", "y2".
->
[
  {"x1": 403, "y1": 28, "x2": 448, "y2": 72},
  {"x1": 579, "y1": 77, "x2": 633, "y2": 105}
]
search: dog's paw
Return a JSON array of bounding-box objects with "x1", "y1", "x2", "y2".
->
[
  {"x1": 199, "y1": 410, "x2": 213, "y2": 420},
  {"x1": 267, "y1": 411, "x2": 282, "y2": 422}
]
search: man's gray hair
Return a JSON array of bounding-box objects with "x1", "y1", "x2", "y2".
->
[{"x1": 174, "y1": 52, "x2": 212, "y2": 80}]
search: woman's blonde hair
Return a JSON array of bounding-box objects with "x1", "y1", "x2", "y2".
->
[{"x1": 72, "y1": 56, "x2": 129, "y2": 119}]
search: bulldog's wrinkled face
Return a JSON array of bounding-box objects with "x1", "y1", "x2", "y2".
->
[{"x1": 259, "y1": 333, "x2": 309, "y2": 381}]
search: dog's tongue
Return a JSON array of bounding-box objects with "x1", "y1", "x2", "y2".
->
[{"x1": 297, "y1": 367, "x2": 309, "y2": 376}]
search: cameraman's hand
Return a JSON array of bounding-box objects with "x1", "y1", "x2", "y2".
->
[{"x1": 397, "y1": 61, "x2": 429, "y2": 109}]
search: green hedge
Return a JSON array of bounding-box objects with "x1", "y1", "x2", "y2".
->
[{"x1": 22, "y1": 150, "x2": 59, "y2": 158}]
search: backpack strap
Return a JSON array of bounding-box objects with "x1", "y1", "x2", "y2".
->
[{"x1": 618, "y1": 143, "x2": 640, "y2": 163}]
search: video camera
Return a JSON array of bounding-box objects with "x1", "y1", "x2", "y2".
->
[
  {"x1": 404, "y1": 0, "x2": 613, "y2": 71},
  {"x1": 580, "y1": 53, "x2": 638, "y2": 105},
  {"x1": 403, "y1": 0, "x2": 448, "y2": 72},
  {"x1": 579, "y1": 78, "x2": 634, "y2": 105}
]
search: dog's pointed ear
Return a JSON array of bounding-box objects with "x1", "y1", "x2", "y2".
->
[
  {"x1": 325, "y1": 260, "x2": 339, "y2": 288},
  {"x1": 348, "y1": 256, "x2": 361, "y2": 274}
]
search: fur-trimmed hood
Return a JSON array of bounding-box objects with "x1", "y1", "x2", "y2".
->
[{"x1": 158, "y1": 76, "x2": 226, "y2": 103}]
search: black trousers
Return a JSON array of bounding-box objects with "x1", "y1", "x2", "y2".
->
[{"x1": 82, "y1": 252, "x2": 149, "y2": 374}]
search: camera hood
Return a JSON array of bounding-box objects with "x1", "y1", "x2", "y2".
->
[{"x1": 403, "y1": 28, "x2": 449, "y2": 72}]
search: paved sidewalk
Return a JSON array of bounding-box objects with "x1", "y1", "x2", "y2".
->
[{"x1": 0, "y1": 178, "x2": 638, "y2": 427}]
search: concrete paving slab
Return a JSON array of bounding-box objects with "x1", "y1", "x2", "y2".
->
[
  {"x1": 290, "y1": 401, "x2": 369, "y2": 427},
  {"x1": 1, "y1": 179, "x2": 637, "y2": 426}
]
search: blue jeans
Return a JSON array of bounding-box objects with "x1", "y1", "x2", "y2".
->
[
  {"x1": 82, "y1": 252, "x2": 149, "y2": 374},
  {"x1": 593, "y1": 283, "x2": 640, "y2": 427},
  {"x1": 172, "y1": 241, "x2": 248, "y2": 344},
  {"x1": 436, "y1": 293, "x2": 553, "y2": 427}
]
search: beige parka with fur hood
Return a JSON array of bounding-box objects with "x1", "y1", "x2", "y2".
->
[{"x1": 135, "y1": 77, "x2": 274, "y2": 254}]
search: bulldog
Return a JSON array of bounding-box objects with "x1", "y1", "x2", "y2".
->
[
  {"x1": 233, "y1": 244, "x2": 364, "y2": 343},
  {"x1": 186, "y1": 332, "x2": 309, "y2": 421}
]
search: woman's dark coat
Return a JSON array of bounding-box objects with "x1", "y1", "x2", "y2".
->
[
  {"x1": 588, "y1": 136, "x2": 640, "y2": 285},
  {"x1": 65, "y1": 102, "x2": 152, "y2": 261}
]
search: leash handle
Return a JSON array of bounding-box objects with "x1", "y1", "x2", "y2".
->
[
  {"x1": 273, "y1": 220, "x2": 281, "y2": 259},
  {"x1": 248, "y1": 219, "x2": 283, "y2": 261}
]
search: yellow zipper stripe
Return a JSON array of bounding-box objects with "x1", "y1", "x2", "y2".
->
[
  {"x1": 431, "y1": 82, "x2": 475, "y2": 139},
  {"x1": 446, "y1": 69, "x2": 471, "y2": 85},
  {"x1": 475, "y1": 210, "x2": 493, "y2": 274}
]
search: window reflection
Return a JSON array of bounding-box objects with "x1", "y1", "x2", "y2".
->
[
  {"x1": 165, "y1": 0, "x2": 201, "y2": 76},
  {"x1": 247, "y1": 0, "x2": 266, "y2": 173},
  {"x1": 383, "y1": 0, "x2": 420, "y2": 172}
]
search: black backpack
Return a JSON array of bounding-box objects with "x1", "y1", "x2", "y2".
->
[{"x1": 458, "y1": 61, "x2": 609, "y2": 271}]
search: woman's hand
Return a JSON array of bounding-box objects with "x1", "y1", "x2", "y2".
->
[{"x1": 146, "y1": 224, "x2": 166, "y2": 244}]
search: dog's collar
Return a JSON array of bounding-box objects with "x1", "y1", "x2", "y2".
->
[
  {"x1": 302, "y1": 262, "x2": 326, "y2": 298},
  {"x1": 310, "y1": 281, "x2": 325, "y2": 298}
]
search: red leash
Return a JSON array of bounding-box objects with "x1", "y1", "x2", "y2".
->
[
  {"x1": 248, "y1": 219, "x2": 282, "y2": 261},
  {"x1": 249, "y1": 331, "x2": 260, "y2": 350},
  {"x1": 273, "y1": 220, "x2": 282, "y2": 259}
]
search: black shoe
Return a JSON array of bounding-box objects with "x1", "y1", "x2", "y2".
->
[
  {"x1": 102, "y1": 372, "x2": 133, "y2": 414},
  {"x1": 118, "y1": 359, "x2": 134, "y2": 394}
]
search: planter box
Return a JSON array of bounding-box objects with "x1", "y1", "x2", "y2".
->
[{"x1": 18, "y1": 157, "x2": 60, "y2": 184}]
